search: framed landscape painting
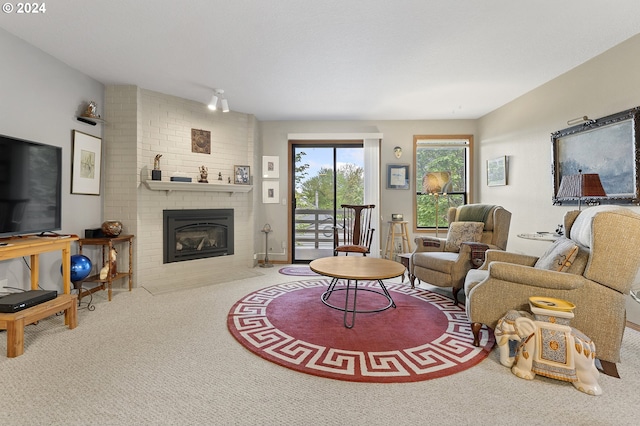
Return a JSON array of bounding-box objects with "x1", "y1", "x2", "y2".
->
[
  {"x1": 487, "y1": 156, "x2": 507, "y2": 186},
  {"x1": 552, "y1": 107, "x2": 640, "y2": 205}
]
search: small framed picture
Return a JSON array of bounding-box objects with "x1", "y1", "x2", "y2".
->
[
  {"x1": 262, "y1": 155, "x2": 279, "y2": 179},
  {"x1": 387, "y1": 164, "x2": 410, "y2": 189},
  {"x1": 234, "y1": 165, "x2": 251, "y2": 185},
  {"x1": 72, "y1": 130, "x2": 102, "y2": 195},
  {"x1": 262, "y1": 181, "x2": 279, "y2": 203},
  {"x1": 487, "y1": 156, "x2": 507, "y2": 187}
]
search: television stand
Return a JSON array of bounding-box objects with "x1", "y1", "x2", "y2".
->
[{"x1": 0, "y1": 235, "x2": 79, "y2": 357}]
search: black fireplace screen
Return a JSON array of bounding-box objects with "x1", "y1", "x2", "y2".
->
[{"x1": 163, "y1": 209, "x2": 234, "y2": 263}]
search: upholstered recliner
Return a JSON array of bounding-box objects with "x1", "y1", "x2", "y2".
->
[
  {"x1": 410, "y1": 204, "x2": 511, "y2": 304},
  {"x1": 464, "y1": 206, "x2": 640, "y2": 377}
]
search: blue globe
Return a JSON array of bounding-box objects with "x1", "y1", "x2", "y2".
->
[{"x1": 63, "y1": 254, "x2": 93, "y2": 282}]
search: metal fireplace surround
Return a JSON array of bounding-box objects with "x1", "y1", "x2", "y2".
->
[{"x1": 163, "y1": 209, "x2": 234, "y2": 264}]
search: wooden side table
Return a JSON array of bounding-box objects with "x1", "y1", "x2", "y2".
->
[
  {"x1": 384, "y1": 221, "x2": 412, "y2": 260},
  {"x1": 77, "y1": 234, "x2": 134, "y2": 302},
  {"x1": 518, "y1": 232, "x2": 561, "y2": 242},
  {"x1": 397, "y1": 253, "x2": 414, "y2": 286}
]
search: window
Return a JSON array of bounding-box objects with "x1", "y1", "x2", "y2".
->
[{"x1": 414, "y1": 135, "x2": 473, "y2": 232}]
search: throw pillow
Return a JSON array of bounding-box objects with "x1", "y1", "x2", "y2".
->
[
  {"x1": 534, "y1": 237, "x2": 579, "y2": 272},
  {"x1": 445, "y1": 221, "x2": 484, "y2": 252}
]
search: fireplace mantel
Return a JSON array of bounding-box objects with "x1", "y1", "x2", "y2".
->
[{"x1": 143, "y1": 180, "x2": 253, "y2": 194}]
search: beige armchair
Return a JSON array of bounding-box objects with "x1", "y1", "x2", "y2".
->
[
  {"x1": 410, "y1": 204, "x2": 511, "y2": 304},
  {"x1": 464, "y1": 206, "x2": 640, "y2": 377}
]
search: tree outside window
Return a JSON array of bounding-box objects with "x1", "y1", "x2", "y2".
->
[{"x1": 414, "y1": 136, "x2": 472, "y2": 231}]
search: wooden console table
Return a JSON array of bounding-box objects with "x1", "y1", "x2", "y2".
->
[
  {"x1": 0, "y1": 235, "x2": 79, "y2": 357},
  {"x1": 77, "y1": 235, "x2": 134, "y2": 302}
]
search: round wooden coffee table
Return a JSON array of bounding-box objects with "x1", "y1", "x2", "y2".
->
[{"x1": 309, "y1": 256, "x2": 405, "y2": 328}]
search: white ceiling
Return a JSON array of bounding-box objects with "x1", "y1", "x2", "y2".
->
[{"x1": 2, "y1": 0, "x2": 640, "y2": 121}]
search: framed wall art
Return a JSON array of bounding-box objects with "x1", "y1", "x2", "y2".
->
[
  {"x1": 262, "y1": 155, "x2": 279, "y2": 179},
  {"x1": 552, "y1": 106, "x2": 640, "y2": 205},
  {"x1": 71, "y1": 130, "x2": 102, "y2": 195},
  {"x1": 487, "y1": 156, "x2": 507, "y2": 187},
  {"x1": 234, "y1": 165, "x2": 251, "y2": 185},
  {"x1": 262, "y1": 181, "x2": 279, "y2": 204},
  {"x1": 191, "y1": 129, "x2": 211, "y2": 154},
  {"x1": 387, "y1": 164, "x2": 410, "y2": 189}
]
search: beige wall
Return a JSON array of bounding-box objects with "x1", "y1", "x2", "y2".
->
[
  {"x1": 3, "y1": 25, "x2": 639, "y2": 290},
  {"x1": 0, "y1": 28, "x2": 104, "y2": 292},
  {"x1": 260, "y1": 34, "x2": 640, "y2": 260},
  {"x1": 478, "y1": 33, "x2": 640, "y2": 256},
  {"x1": 259, "y1": 120, "x2": 477, "y2": 260}
]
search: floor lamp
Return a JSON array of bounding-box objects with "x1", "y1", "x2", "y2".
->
[
  {"x1": 423, "y1": 171, "x2": 451, "y2": 237},
  {"x1": 556, "y1": 170, "x2": 606, "y2": 210}
]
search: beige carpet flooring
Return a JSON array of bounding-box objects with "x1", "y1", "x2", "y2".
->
[
  {"x1": 142, "y1": 268, "x2": 264, "y2": 295},
  {"x1": 1, "y1": 266, "x2": 639, "y2": 425}
]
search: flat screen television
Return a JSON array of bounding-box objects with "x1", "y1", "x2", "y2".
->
[{"x1": 0, "y1": 134, "x2": 62, "y2": 238}]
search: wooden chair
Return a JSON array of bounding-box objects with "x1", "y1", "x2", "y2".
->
[{"x1": 333, "y1": 204, "x2": 375, "y2": 256}]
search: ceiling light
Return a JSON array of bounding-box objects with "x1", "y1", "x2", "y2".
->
[
  {"x1": 207, "y1": 89, "x2": 229, "y2": 112},
  {"x1": 207, "y1": 93, "x2": 219, "y2": 110}
]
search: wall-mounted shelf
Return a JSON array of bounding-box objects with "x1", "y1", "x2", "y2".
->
[
  {"x1": 143, "y1": 180, "x2": 252, "y2": 194},
  {"x1": 76, "y1": 116, "x2": 106, "y2": 126}
]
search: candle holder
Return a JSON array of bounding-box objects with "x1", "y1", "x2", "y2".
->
[{"x1": 260, "y1": 224, "x2": 273, "y2": 268}]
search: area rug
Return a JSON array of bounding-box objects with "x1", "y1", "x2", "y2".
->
[
  {"x1": 227, "y1": 279, "x2": 494, "y2": 383},
  {"x1": 278, "y1": 266, "x2": 320, "y2": 276}
]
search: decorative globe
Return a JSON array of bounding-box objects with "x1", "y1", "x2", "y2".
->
[
  {"x1": 63, "y1": 254, "x2": 93, "y2": 282},
  {"x1": 102, "y1": 220, "x2": 123, "y2": 237}
]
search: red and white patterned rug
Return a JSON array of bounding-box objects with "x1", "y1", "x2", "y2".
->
[{"x1": 227, "y1": 279, "x2": 494, "y2": 383}]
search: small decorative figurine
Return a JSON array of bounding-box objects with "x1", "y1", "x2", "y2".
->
[
  {"x1": 99, "y1": 247, "x2": 118, "y2": 280},
  {"x1": 218, "y1": 172, "x2": 223, "y2": 181},
  {"x1": 82, "y1": 101, "x2": 98, "y2": 118},
  {"x1": 198, "y1": 165, "x2": 208, "y2": 183},
  {"x1": 152, "y1": 154, "x2": 162, "y2": 180}
]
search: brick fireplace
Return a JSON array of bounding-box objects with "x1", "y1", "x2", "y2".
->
[{"x1": 103, "y1": 86, "x2": 258, "y2": 291}]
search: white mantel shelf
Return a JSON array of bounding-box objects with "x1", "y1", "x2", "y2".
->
[{"x1": 143, "y1": 180, "x2": 253, "y2": 194}]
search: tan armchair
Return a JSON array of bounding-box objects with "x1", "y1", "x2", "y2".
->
[
  {"x1": 464, "y1": 206, "x2": 640, "y2": 377},
  {"x1": 410, "y1": 204, "x2": 511, "y2": 304}
]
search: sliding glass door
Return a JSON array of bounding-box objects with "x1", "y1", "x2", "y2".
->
[{"x1": 291, "y1": 143, "x2": 364, "y2": 262}]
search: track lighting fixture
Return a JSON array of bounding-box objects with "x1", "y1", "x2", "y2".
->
[
  {"x1": 221, "y1": 98, "x2": 229, "y2": 113},
  {"x1": 207, "y1": 89, "x2": 229, "y2": 112}
]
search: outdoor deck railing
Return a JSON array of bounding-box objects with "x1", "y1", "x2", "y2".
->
[{"x1": 294, "y1": 208, "x2": 341, "y2": 249}]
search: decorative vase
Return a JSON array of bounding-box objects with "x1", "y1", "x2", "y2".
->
[{"x1": 101, "y1": 220, "x2": 123, "y2": 237}]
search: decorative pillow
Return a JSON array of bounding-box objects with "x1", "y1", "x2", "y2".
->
[
  {"x1": 534, "y1": 237, "x2": 579, "y2": 272},
  {"x1": 445, "y1": 222, "x2": 484, "y2": 252}
]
